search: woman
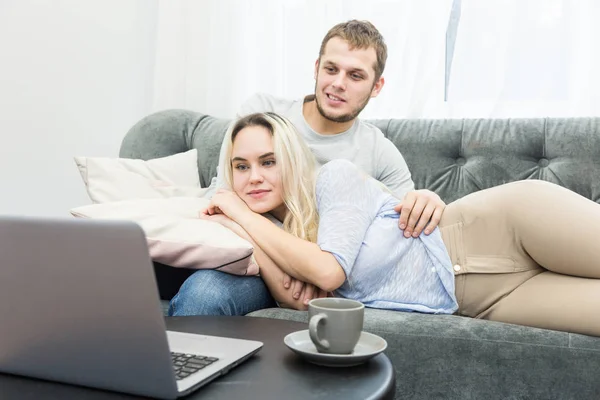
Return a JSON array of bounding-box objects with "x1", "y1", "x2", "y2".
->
[{"x1": 203, "y1": 112, "x2": 600, "y2": 336}]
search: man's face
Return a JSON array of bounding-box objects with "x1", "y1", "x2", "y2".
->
[{"x1": 313, "y1": 37, "x2": 384, "y2": 123}]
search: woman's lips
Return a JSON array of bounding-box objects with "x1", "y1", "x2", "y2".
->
[{"x1": 248, "y1": 190, "x2": 270, "y2": 199}]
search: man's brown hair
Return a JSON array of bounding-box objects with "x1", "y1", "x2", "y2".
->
[{"x1": 318, "y1": 20, "x2": 388, "y2": 80}]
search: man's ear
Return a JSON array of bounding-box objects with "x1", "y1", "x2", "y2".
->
[
  {"x1": 314, "y1": 59, "x2": 319, "y2": 80},
  {"x1": 370, "y1": 76, "x2": 385, "y2": 98}
]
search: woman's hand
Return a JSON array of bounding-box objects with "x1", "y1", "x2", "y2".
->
[
  {"x1": 199, "y1": 211, "x2": 237, "y2": 228},
  {"x1": 282, "y1": 272, "x2": 329, "y2": 305},
  {"x1": 199, "y1": 210, "x2": 250, "y2": 241},
  {"x1": 202, "y1": 189, "x2": 252, "y2": 222}
]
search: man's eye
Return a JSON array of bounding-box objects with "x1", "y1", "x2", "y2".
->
[
  {"x1": 325, "y1": 67, "x2": 336, "y2": 73},
  {"x1": 351, "y1": 74, "x2": 363, "y2": 80}
]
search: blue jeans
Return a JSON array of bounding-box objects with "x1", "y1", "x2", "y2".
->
[{"x1": 168, "y1": 270, "x2": 276, "y2": 316}]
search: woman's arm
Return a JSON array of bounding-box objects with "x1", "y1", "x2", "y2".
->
[
  {"x1": 247, "y1": 236, "x2": 326, "y2": 309},
  {"x1": 207, "y1": 161, "x2": 379, "y2": 293},
  {"x1": 203, "y1": 191, "x2": 346, "y2": 292},
  {"x1": 200, "y1": 213, "x2": 325, "y2": 309},
  {"x1": 234, "y1": 212, "x2": 346, "y2": 292}
]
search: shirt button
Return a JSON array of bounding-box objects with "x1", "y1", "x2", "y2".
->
[{"x1": 453, "y1": 264, "x2": 461, "y2": 272}]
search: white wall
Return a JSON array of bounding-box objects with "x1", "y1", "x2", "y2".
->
[{"x1": 0, "y1": 0, "x2": 158, "y2": 217}]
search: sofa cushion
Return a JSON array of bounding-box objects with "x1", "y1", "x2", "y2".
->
[{"x1": 248, "y1": 308, "x2": 600, "y2": 399}]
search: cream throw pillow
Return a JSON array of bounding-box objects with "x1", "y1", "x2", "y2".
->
[
  {"x1": 70, "y1": 198, "x2": 258, "y2": 276},
  {"x1": 72, "y1": 151, "x2": 258, "y2": 275},
  {"x1": 74, "y1": 149, "x2": 207, "y2": 203}
]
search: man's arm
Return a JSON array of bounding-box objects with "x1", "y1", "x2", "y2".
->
[
  {"x1": 376, "y1": 137, "x2": 415, "y2": 199},
  {"x1": 377, "y1": 136, "x2": 446, "y2": 237}
]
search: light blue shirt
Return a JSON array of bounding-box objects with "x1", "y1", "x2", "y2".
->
[{"x1": 316, "y1": 160, "x2": 458, "y2": 314}]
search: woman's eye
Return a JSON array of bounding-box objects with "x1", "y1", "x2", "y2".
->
[
  {"x1": 234, "y1": 164, "x2": 248, "y2": 171},
  {"x1": 263, "y1": 160, "x2": 276, "y2": 167}
]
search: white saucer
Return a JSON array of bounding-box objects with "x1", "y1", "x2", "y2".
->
[{"x1": 283, "y1": 330, "x2": 388, "y2": 367}]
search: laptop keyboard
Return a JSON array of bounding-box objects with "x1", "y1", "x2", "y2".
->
[{"x1": 171, "y1": 352, "x2": 220, "y2": 380}]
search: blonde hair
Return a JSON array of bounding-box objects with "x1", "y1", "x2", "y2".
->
[
  {"x1": 222, "y1": 113, "x2": 320, "y2": 243},
  {"x1": 319, "y1": 20, "x2": 387, "y2": 80}
]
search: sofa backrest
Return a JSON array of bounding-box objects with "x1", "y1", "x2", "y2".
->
[{"x1": 120, "y1": 110, "x2": 600, "y2": 204}]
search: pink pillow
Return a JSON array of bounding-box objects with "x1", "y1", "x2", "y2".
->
[{"x1": 70, "y1": 197, "x2": 258, "y2": 275}]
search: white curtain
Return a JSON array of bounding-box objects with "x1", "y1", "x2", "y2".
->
[
  {"x1": 153, "y1": 0, "x2": 600, "y2": 119},
  {"x1": 152, "y1": 0, "x2": 453, "y2": 119},
  {"x1": 446, "y1": 0, "x2": 600, "y2": 118}
]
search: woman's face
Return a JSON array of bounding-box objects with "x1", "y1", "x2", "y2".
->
[{"x1": 231, "y1": 125, "x2": 287, "y2": 219}]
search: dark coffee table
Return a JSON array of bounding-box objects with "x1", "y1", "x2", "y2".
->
[{"x1": 0, "y1": 316, "x2": 395, "y2": 399}]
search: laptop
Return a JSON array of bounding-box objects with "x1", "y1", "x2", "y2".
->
[{"x1": 0, "y1": 216, "x2": 263, "y2": 399}]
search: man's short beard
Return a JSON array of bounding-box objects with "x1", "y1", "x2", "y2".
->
[{"x1": 313, "y1": 80, "x2": 374, "y2": 123}]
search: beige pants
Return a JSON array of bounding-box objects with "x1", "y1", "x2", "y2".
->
[{"x1": 439, "y1": 180, "x2": 600, "y2": 337}]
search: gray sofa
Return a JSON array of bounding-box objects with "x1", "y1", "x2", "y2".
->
[{"x1": 121, "y1": 110, "x2": 600, "y2": 400}]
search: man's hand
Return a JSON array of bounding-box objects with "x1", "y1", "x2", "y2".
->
[{"x1": 394, "y1": 189, "x2": 445, "y2": 238}]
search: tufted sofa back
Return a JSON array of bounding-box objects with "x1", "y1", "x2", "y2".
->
[
  {"x1": 369, "y1": 118, "x2": 600, "y2": 203},
  {"x1": 121, "y1": 110, "x2": 600, "y2": 204}
]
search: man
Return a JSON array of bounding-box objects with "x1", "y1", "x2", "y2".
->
[
  {"x1": 168, "y1": 20, "x2": 446, "y2": 316},
  {"x1": 234, "y1": 20, "x2": 444, "y2": 237}
]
